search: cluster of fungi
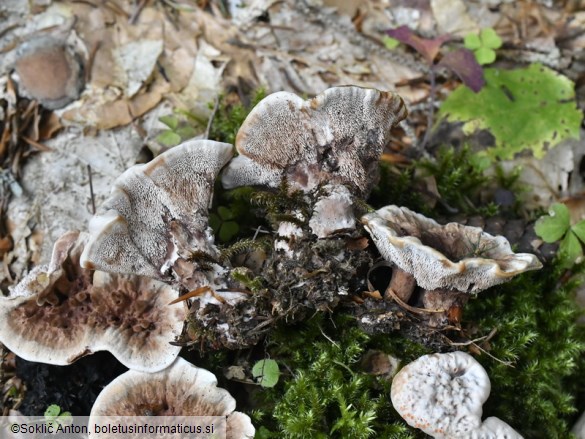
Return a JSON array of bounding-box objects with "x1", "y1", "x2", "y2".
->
[{"x1": 0, "y1": 86, "x2": 540, "y2": 437}]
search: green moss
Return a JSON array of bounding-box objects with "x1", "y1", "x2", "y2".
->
[
  {"x1": 417, "y1": 145, "x2": 498, "y2": 216},
  {"x1": 368, "y1": 163, "x2": 428, "y2": 214},
  {"x1": 208, "y1": 89, "x2": 267, "y2": 144},
  {"x1": 250, "y1": 314, "x2": 429, "y2": 438},
  {"x1": 465, "y1": 263, "x2": 585, "y2": 438}
]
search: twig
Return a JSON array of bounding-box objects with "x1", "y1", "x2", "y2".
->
[
  {"x1": 205, "y1": 94, "x2": 221, "y2": 139},
  {"x1": 129, "y1": 0, "x2": 149, "y2": 24},
  {"x1": 418, "y1": 66, "x2": 436, "y2": 151},
  {"x1": 87, "y1": 165, "x2": 96, "y2": 215},
  {"x1": 385, "y1": 287, "x2": 445, "y2": 314},
  {"x1": 319, "y1": 325, "x2": 340, "y2": 348}
]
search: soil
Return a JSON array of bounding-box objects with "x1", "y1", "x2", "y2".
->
[{"x1": 15, "y1": 352, "x2": 127, "y2": 416}]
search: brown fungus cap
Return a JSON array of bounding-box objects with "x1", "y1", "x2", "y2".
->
[
  {"x1": 221, "y1": 86, "x2": 407, "y2": 197},
  {"x1": 0, "y1": 231, "x2": 186, "y2": 372},
  {"x1": 80, "y1": 140, "x2": 233, "y2": 279},
  {"x1": 362, "y1": 205, "x2": 542, "y2": 293},
  {"x1": 90, "y1": 357, "x2": 255, "y2": 438},
  {"x1": 15, "y1": 37, "x2": 84, "y2": 110}
]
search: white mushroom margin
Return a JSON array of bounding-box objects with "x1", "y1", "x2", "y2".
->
[
  {"x1": 362, "y1": 205, "x2": 542, "y2": 294},
  {"x1": 391, "y1": 351, "x2": 522, "y2": 439},
  {"x1": 89, "y1": 357, "x2": 255, "y2": 439}
]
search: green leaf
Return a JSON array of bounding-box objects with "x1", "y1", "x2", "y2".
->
[
  {"x1": 252, "y1": 359, "x2": 280, "y2": 388},
  {"x1": 535, "y1": 203, "x2": 570, "y2": 242},
  {"x1": 474, "y1": 47, "x2": 496, "y2": 65},
  {"x1": 175, "y1": 125, "x2": 198, "y2": 140},
  {"x1": 218, "y1": 205, "x2": 234, "y2": 221},
  {"x1": 382, "y1": 36, "x2": 399, "y2": 50},
  {"x1": 156, "y1": 130, "x2": 181, "y2": 147},
  {"x1": 159, "y1": 115, "x2": 179, "y2": 130},
  {"x1": 480, "y1": 27, "x2": 502, "y2": 49},
  {"x1": 464, "y1": 33, "x2": 482, "y2": 50},
  {"x1": 559, "y1": 230, "x2": 583, "y2": 266},
  {"x1": 219, "y1": 221, "x2": 239, "y2": 242},
  {"x1": 438, "y1": 64, "x2": 583, "y2": 160},
  {"x1": 44, "y1": 404, "x2": 61, "y2": 418},
  {"x1": 571, "y1": 220, "x2": 585, "y2": 244}
]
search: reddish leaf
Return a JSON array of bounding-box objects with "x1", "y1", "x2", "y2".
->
[
  {"x1": 438, "y1": 48, "x2": 485, "y2": 92},
  {"x1": 386, "y1": 26, "x2": 451, "y2": 64}
]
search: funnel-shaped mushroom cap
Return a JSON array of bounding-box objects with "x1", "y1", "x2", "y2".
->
[
  {"x1": 391, "y1": 352, "x2": 490, "y2": 438},
  {"x1": 15, "y1": 37, "x2": 84, "y2": 109},
  {"x1": 80, "y1": 140, "x2": 233, "y2": 278},
  {"x1": 0, "y1": 232, "x2": 186, "y2": 372},
  {"x1": 362, "y1": 206, "x2": 542, "y2": 293},
  {"x1": 222, "y1": 86, "x2": 407, "y2": 197},
  {"x1": 90, "y1": 357, "x2": 255, "y2": 439},
  {"x1": 470, "y1": 417, "x2": 523, "y2": 439}
]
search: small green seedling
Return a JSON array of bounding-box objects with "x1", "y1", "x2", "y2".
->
[
  {"x1": 382, "y1": 36, "x2": 400, "y2": 50},
  {"x1": 209, "y1": 206, "x2": 240, "y2": 243},
  {"x1": 252, "y1": 359, "x2": 280, "y2": 388},
  {"x1": 464, "y1": 28, "x2": 502, "y2": 65},
  {"x1": 156, "y1": 114, "x2": 200, "y2": 147},
  {"x1": 44, "y1": 404, "x2": 73, "y2": 428},
  {"x1": 535, "y1": 203, "x2": 585, "y2": 267}
]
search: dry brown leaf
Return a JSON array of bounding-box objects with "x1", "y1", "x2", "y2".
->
[{"x1": 38, "y1": 112, "x2": 63, "y2": 140}]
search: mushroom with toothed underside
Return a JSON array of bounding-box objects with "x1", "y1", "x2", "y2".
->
[
  {"x1": 0, "y1": 231, "x2": 186, "y2": 372},
  {"x1": 221, "y1": 86, "x2": 407, "y2": 239},
  {"x1": 362, "y1": 205, "x2": 542, "y2": 294},
  {"x1": 89, "y1": 357, "x2": 255, "y2": 439},
  {"x1": 361, "y1": 205, "x2": 542, "y2": 326},
  {"x1": 222, "y1": 86, "x2": 407, "y2": 196},
  {"x1": 80, "y1": 139, "x2": 233, "y2": 283}
]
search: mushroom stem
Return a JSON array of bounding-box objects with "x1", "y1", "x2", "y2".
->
[
  {"x1": 385, "y1": 266, "x2": 416, "y2": 303},
  {"x1": 421, "y1": 289, "x2": 468, "y2": 328}
]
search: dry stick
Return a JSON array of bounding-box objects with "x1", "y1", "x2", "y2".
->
[
  {"x1": 129, "y1": 0, "x2": 149, "y2": 24},
  {"x1": 205, "y1": 94, "x2": 221, "y2": 139},
  {"x1": 418, "y1": 66, "x2": 437, "y2": 152},
  {"x1": 385, "y1": 286, "x2": 445, "y2": 314},
  {"x1": 87, "y1": 164, "x2": 96, "y2": 215}
]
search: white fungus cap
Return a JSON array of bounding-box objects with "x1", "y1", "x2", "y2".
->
[
  {"x1": 467, "y1": 417, "x2": 524, "y2": 439},
  {"x1": 0, "y1": 231, "x2": 186, "y2": 372},
  {"x1": 90, "y1": 357, "x2": 255, "y2": 439},
  {"x1": 221, "y1": 86, "x2": 407, "y2": 198},
  {"x1": 391, "y1": 351, "x2": 491, "y2": 438},
  {"x1": 80, "y1": 140, "x2": 233, "y2": 279},
  {"x1": 362, "y1": 205, "x2": 542, "y2": 293}
]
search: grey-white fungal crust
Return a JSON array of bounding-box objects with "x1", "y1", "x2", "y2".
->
[
  {"x1": 80, "y1": 140, "x2": 233, "y2": 278},
  {"x1": 362, "y1": 205, "x2": 542, "y2": 293},
  {"x1": 90, "y1": 357, "x2": 255, "y2": 439},
  {"x1": 467, "y1": 417, "x2": 524, "y2": 439},
  {"x1": 309, "y1": 184, "x2": 356, "y2": 238},
  {"x1": 15, "y1": 37, "x2": 84, "y2": 109},
  {"x1": 221, "y1": 86, "x2": 407, "y2": 197},
  {"x1": 391, "y1": 352, "x2": 491, "y2": 439},
  {"x1": 0, "y1": 232, "x2": 185, "y2": 372}
]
